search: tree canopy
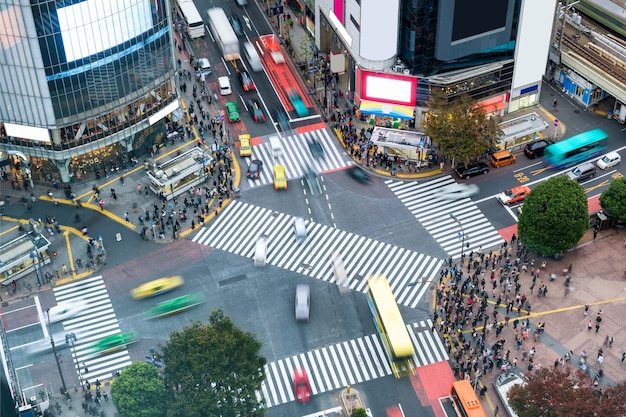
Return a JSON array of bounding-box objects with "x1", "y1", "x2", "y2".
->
[
  {"x1": 422, "y1": 88, "x2": 501, "y2": 164},
  {"x1": 111, "y1": 362, "x2": 166, "y2": 417},
  {"x1": 160, "y1": 308, "x2": 267, "y2": 417},
  {"x1": 518, "y1": 175, "x2": 588, "y2": 256},
  {"x1": 508, "y1": 367, "x2": 626, "y2": 417},
  {"x1": 599, "y1": 177, "x2": 626, "y2": 221}
]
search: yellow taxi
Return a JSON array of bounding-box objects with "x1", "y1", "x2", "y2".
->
[
  {"x1": 130, "y1": 276, "x2": 184, "y2": 300},
  {"x1": 273, "y1": 164, "x2": 287, "y2": 190},
  {"x1": 239, "y1": 134, "x2": 252, "y2": 157}
]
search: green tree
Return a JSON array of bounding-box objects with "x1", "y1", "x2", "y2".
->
[
  {"x1": 111, "y1": 362, "x2": 166, "y2": 417},
  {"x1": 160, "y1": 308, "x2": 266, "y2": 417},
  {"x1": 508, "y1": 367, "x2": 626, "y2": 417},
  {"x1": 422, "y1": 89, "x2": 501, "y2": 164},
  {"x1": 600, "y1": 177, "x2": 626, "y2": 221},
  {"x1": 518, "y1": 175, "x2": 588, "y2": 256},
  {"x1": 351, "y1": 408, "x2": 368, "y2": 417}
]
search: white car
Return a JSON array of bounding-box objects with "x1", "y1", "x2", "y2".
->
[
  {"x1": 47, "y1": 300, "x2": 89, "y2": 323},
  {"x1": 437, "y1": 183, "x2": 480, "y2": 200},
  {"x1": 26, "y1": 331, "x2": 84, "y2": 355},
  {"x1": 596, "y1": 151, "x2": 621, "y2": 170}
]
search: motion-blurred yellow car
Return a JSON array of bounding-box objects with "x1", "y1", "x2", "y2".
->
[
  {"x1": 274, "y1": 164, "x2": 287, "y2": 190},
  {"x1": 130, "y1": 276, "x2": 184, "y2": 300}
]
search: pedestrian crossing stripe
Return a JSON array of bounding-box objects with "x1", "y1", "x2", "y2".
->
[
  {"x1": 243, "y1": 128, "x2": 352, "y2": 187},
  {"x1": 192, "y1": 201, "x2": 445, "y2": 308},
  {"x1": 53, "y1": 275, "x2": 132, "y2": 382},
  {"x1": 260, "y1": 320, "x2": 449, "y2": 407},
  {"x1": 385, "y1": 176, "x2": 504, "y2": 259}
]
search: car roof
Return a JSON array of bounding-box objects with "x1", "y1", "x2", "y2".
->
[
  {"x1": 602, "y1": 151, "x2": 620, "y2": 158},
  {"x1": 510, "y1": 185, "x2": 530, "y2": 193}
]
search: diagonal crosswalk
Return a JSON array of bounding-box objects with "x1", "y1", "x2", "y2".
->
[
  {"x1": 243, "y1": 128, "x2": 352, "y2": 187},
  {"x1": 261, "y1": 320, "x2": 448, "y2": 407},
  {"x1": 386, "y1": 176, "x2": 504, "y2": 259},
  {"x1": 191, "y1": 201, "x2": 444, "y2": 308},
  {"x1": 53, "y1": 276, "x2": 132, "y2": 383}
]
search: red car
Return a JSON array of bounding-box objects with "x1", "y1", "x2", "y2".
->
[
  {"x1": 497, "y1": 185, "x2": 531, "y2": 205},
  {"x1": 293, "y1": 368, "x2": 311, "y2": 403}
]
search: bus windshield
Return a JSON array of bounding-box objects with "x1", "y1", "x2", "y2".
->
[
  {"x1": 543, "y1": 128, "x2": 608, "y2": 169},
  {"x1": 366, "y1": 275, "x2": 415, "y2": 377},
  {"x1": 450, "y1": 380, "x2": 488, "y2": 417}
]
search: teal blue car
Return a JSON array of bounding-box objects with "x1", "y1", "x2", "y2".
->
[
  {"x1": 145, "y1": 293, "x2": 206, "y2": 319},
  {"x1": 88, "y1": 332, "x2": 139, "y2": 354},
  {"x1": 288, "y1": 91, "x2": 309, "y2": 117}
]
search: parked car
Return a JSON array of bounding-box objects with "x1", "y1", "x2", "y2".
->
[
  {"x1": 225, "y1": 101, "x2": 240, "y2": 122},
  {"x1": 248, "y1": 99, "x2": 266, "y2": 122},
  {"x1": 237, "y1": 69, "x2": 255, "y2": 91},
  {"x1": 497, "y1": 185, "x2": 531, "y2": 205},
  {"x1": 130, "y1": 276, "x2": 184, "y2": 300},
  {"x1": 293, "y1": 368, "x2": 311, "y2": 402},
  {"x1": 596, "y1": 151, "x2": 621, "y2": 169},
  {"x1": 246, "y1": 159, "x2": 263, "y2": 179},
  {"x1": 230, "y1": 15, "x2": 244, "y2": 37},
  {"x1": 524, "y1": 139, "x2": 551, "y2": 159},
  {"x1": 437, "y1": 183, "x2": 479, "y2": 200},
  {"x1": 566, "y1": 162, "x2": 596, "y2": 182},
  {"x1": 454, "y1": 162, "x2": 489, "y2": 179}
]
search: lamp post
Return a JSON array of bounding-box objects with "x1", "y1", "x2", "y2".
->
[
  {"x1": 557, "y1": 0, "x2": 581, "y2": 53},
  {"x1": 65, "y1": 333, "x2": 80, "y2": 386},
  {"x1": 46, "y1": 309, "x2": 68, "y2": 396},
  {"x1": 450, "y1": 213, "x2": 466, "y2": 259},
  {"x1": 25, "y1": 232, "x2": 44, "y2": 287}
]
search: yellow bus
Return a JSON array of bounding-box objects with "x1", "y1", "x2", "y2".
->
[
  {"x1": 450, "y1": 380, "x2": 488, "y2": 417},
  {"x1": 366, "y1": 275, "x2": 416, "y2": 377}
]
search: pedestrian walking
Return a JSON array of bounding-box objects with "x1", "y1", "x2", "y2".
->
[
  {"x1": 111, "y1": 188, "x2": 117, "y2": 200},
  {"x1": 137, "y1": 184, "x2": 142, "y2": 194},
  {"x1": 98, "y1": 199, "x2": 105, "y2": 210},
  {"x1": 584, "y1": 304, "x2": 589, "y2": 315},
  {"x1": 124, "y1": 212, "x2": 130, "y2": 222},
  {"x1": 588, "y1": 320, "x2": 593, "y2": 331},
  {"x1": 553, "y1": 98, "x2": 557, "y2": 107},
  {"x1": 61, "y1": 264, "x2": 68, "y2": 275}
]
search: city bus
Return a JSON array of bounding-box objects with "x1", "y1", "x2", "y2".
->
[
  {"x1": 450, "y1": 380, "x2": 488, "y2": 417},
  {"x1": 366, "y1": 275, "x2": 416, "y2": 378},
  {"x1": 543, "y1": 128, "x2": 608, "y2": 169},
  {"x1": 207, "y1": 7, "x2": 241, "y2": 61},
  {"x1": 175, "y1": 0, "x2": 205, "y2": 39}
]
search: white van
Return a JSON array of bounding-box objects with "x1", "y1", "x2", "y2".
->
[
  {"x1": 243, "y1": 42, "x2": 263, "y2": 72},
  {"x1": 294, "y1": 217, "x2": 307, "y2": 241},
  {"x1": 268, "y1": 135, "x2": 283, "y2": 158},
  {"x1": 596, "y1": 151, "x2": 621, "y2": 170},
  {"x1": 254, "y1": 236, "x2": 267, "y2": 266},
  {"x1": 218, "y1": 76, "x2": 232, "y2": 95}
]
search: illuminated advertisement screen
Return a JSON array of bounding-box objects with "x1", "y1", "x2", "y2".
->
[
  {"x1": 58, "y1": 0, "x2": 153, "y2": 62},
  {"x1": 358, "y1": 69, "x2": 417, "y2": 106}
]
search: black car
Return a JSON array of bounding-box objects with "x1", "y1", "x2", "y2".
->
[
  {"x1": 246, "y1": 160, "x2": 263, "y2": 179},
  {"x1": 523, "y1": 139, "x2": 551, "y2": 159},
  {"x1": 237, "y1": 69, "x2": 255, "y2": 91},
  {"x1": 230, "y1": 15, "x2": 244, "y2": 37},
  {"x1": 247, "y1": 99, "x2": 266, "y2": 123},
  {"x1": 308, "y1": 139, "x2": 324, "y2": 159},
  {"x1": 346, "y1": 166, "x2": 371, "y2": 184},
  {"x1": 454, "y1": 162, "x2": 489, "y2": 179}
]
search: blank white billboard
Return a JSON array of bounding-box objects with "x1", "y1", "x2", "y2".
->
[
  {"x1": 511, "y1": 0, "x2": 557, "y2": 90},
  {"x1": 359, "y1": 0, "x2": 399, "y2": 62},
  {"x1": 58, "y1": 0, "x2": 153, "y2": 62}
]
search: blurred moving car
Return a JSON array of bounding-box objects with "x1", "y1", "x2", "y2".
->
[
  {"x1": 88, "y1": 332, "x2": 138, "y2": 354},
  {"x1": 293, "y1": 368, "x2": 311, "y2": 402},
  {"x1": 346, "y1": 166, "x2": 371, "y2": 183},
  {"x1": 47, "y1": 300, "x2": 89, "y2": 323},
  {"x1": 304, "y1": 166, "x2": 322, "y2": 195},
  {"x1": 248, "y1": 99, "x2": 266, "y2": 122},
  {"x1": 596, "y1": 151, "x2": 621, "y2": 169},
  {"x1": 230, "y1": 14, "x2": 244, "y2": 37},
  {"x1": 130, "y1": 276, "x2": 184, "y2": 300},
  {"x1": 288, "y1": 90, "x2": 309, "y2": 117},
  {"x1": 308, "y1": 139, "x2": 324, "y2": 159},
  {"x1": 295, "y1": 284, "x2": 310, "y2": 322},
  {"x1": 239, "y1": 134, "x2": 252, "y2": 157},
  {"x1": 26, "y1": 331, "x2": 85, "y2": 355},
  {"x1": 246, "y1": 159, "x2": 263, "y2": 179},
  {"x1": 145, "y1": 293, "x2": 206, "y2": 319},
  {"x1": 438, "y1": 183, "x2": 479, "y2": 200},
  {"x1": 276, "y1": 107, "x2": 289, "y2": 131},
  {"x1": 273, "y1": 164, "x2": 287, "y2": 190},
  {"x1": 454, "y1": 162, "x2": 489, "y2": 179},
  {"x1": 523, "y1": 139, "x2": 551, "y2": 159},
  {"x1": 497, "y1": 185, "x2": 531, "y2": 205},
  {"x1": 237, "y1": 69, "x2": 255, "y2": 91},
  {"x1": 225, "y1": 101, "x2": 240, "y2": 122}
]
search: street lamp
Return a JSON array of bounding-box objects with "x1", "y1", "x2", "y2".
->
[
  {"x1": 46, "y1": 309, "x2": 68, "y2": 396},
  {"x1": 65, "y1": 333, "x2": 81, "y2": 386},
  {"x1": 449, "y1": 213, "x2": 466, "y2": 260},
  {"x1": 25, "y1": 231, "x2": 44, "y2": 287},
  {"x1": 556, "y1": 0, "x2": 581, "y2": 53}
]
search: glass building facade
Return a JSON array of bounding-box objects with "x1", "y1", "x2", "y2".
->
[{"x1": 0, "y1": 0, "x2": 177, "y2": 183}]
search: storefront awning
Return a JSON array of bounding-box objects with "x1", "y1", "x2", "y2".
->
[{"x1": 359, "y1": 100, "x2": 414, "y2": 120}]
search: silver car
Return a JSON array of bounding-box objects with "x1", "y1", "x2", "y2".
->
[{"x1": 295, "y1": 284, "x2": 310, "y2": 322}]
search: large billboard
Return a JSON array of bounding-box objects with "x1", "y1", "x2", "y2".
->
[
  {"x1": 436, "y1": 0, "x2": 516, "y2": 61},
  {"x1": 356, "y1": 69, "x2": 417, "y2": 106}
]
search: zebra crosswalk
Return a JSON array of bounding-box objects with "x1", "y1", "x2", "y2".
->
[
  {"x1": 53, "y1": 276, "x2": 132, "y2": 383},
  {"x1": 386, "y1": 176, "x2": 504, "y2": 259},
  {"x1": 261, "y1": 320, "x2": 448, "y2": 407},
  {"x1": 191, "y1": 201, "x2": 444, "y2": 308},
  {"x1": 244, "y1": 128, "x2": 352, "y2": 187}
]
